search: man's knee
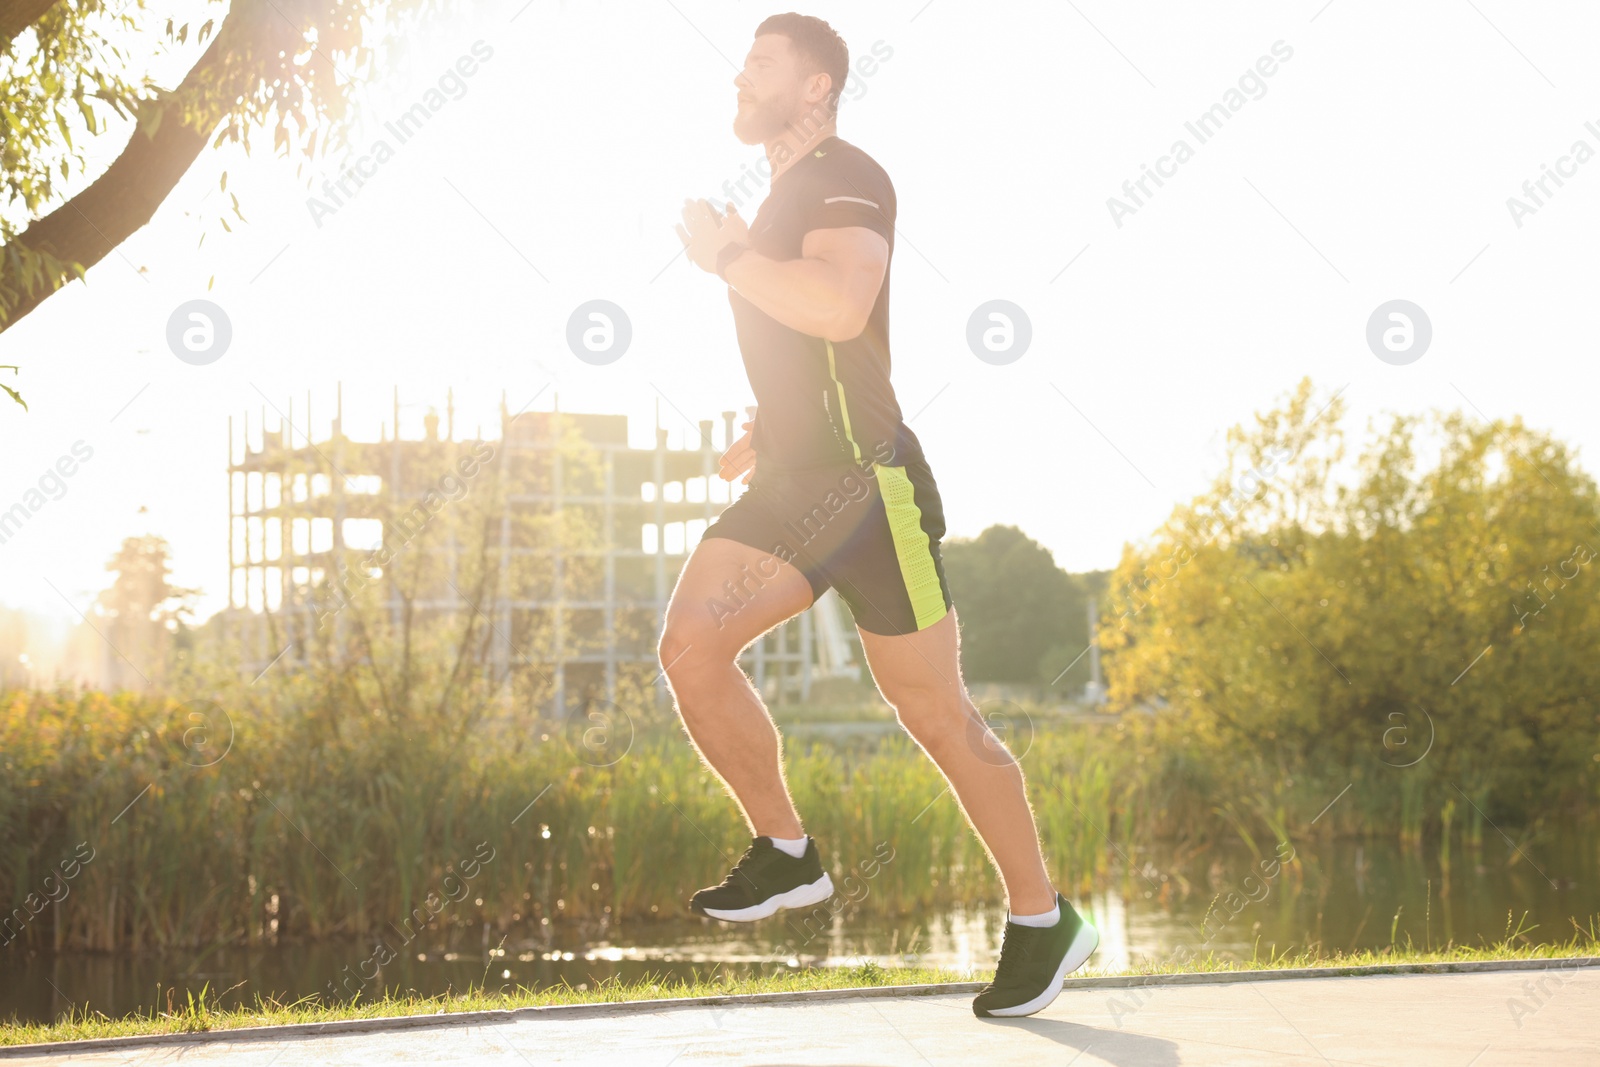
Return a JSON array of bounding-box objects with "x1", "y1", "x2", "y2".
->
[
  {"x1": 886, "y1": 684, "x2": 969, "y2": 746},
  {"x1": 882, "y1": 674, "x2": 961, "y2": 712},
  {"x1": 657, "y1": 615, "x2": 731, "y2": 682},
  {"x1": 657, "y1": 619, "x2": 695, "y2": 677}
]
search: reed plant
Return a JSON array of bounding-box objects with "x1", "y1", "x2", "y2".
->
[{"x1": 0, "y1": 684, "x2": 1580, "y2": 954}]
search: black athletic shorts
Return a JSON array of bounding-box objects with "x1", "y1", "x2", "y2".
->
[{"x1": 701, "y1": 453, "x2": 954, "y2": 636}]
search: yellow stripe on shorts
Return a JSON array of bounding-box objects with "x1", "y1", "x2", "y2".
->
[{"x1": 876, "y1": 464, "x2": 948, "y2": 631}]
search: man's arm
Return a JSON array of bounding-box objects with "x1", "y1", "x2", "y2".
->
[
  {"x1": 717, "y1": 408, "x2": 758, "y2": 484},
  {"x1": 722, "y1": 226, "x2": 889, "y2": 343}
]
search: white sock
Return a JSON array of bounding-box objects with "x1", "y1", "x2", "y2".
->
[
  {"x1": 767, "y1": 835, "x2": 809, "y2": 859},
  {"x1": 1009, "y1": 900, "x2": 1061, "y2": 928}
]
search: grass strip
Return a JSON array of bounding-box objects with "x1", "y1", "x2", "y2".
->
[{"x1": 6, "y1": 933, "x2": 1597, "y2": 1047}]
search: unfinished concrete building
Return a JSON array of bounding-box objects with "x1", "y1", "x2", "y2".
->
[{"x1": 223, "y1": 389, "x2": 862, "y2": 715}]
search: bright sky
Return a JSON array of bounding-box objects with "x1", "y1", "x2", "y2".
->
[{"x1": 2, "y1": 0, "x2": 1598, "y2": 627}]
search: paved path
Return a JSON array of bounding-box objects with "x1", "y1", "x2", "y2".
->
[{"x1": 6, "y1": 966, "x2": 1597, "y2": 1066}]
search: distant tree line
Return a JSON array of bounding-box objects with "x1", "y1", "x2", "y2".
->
[{"x1": 941, "y1": 525, "x2": 1104, "y2": 693}]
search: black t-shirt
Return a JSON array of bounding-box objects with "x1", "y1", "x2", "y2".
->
[{"x1": 728, "y1": 135, "x2": 923, "y2": 472}]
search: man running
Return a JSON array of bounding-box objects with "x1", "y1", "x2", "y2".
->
[{"x1": 667, "y1": 12, "x2": 1097, "y2": 1018}]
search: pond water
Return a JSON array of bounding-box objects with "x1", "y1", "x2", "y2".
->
[{"x1": 4, "y1": 833, "x2": 1594, "y2": 1025}]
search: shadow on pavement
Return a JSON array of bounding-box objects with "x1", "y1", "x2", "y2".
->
[{"x1": 978, "y1": 1016, "x2": 1181, "y2": 1066}]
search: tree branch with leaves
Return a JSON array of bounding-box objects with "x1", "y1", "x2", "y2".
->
[{"x1": 0, "y1": 0, "x2": 466, "y2": 407}]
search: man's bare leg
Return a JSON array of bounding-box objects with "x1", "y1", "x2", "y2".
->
[
  {"x1": 856, "y1": 609, "x2": 1057, "y2": 916},
  {"x1": 658, "y1": 537, "x2": 815, "y2": 839}
]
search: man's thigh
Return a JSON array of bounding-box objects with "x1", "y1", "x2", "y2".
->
[
  {"x1": 823, "y1": 458, "x2": 954, "y2": 639},
  {"x1": 663, "y1": 535, "x2": 815, "y2": 658},
  {"x1": 854, "y1": 609, "x2": 965, "y2": 705}
]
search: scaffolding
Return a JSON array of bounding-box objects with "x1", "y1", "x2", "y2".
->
[{"x1": 224, "y1": 387, "x2": 860, "y2": 714}]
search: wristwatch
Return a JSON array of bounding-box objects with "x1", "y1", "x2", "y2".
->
[{"x1": 715, "y1": 241, "x2": 750, "y2": 281}]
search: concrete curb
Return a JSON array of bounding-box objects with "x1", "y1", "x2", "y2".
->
[{"x1": 4, "y1": 955, "x2": 1596, "y2": 1059}]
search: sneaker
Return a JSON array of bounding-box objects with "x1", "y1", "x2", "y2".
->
[
  {"x1": 972, "y1": 892, "x2": 1099, "y2": 1018},
  {"x1": 688, "y1": 836, "x2": 835, "y2": 922}
]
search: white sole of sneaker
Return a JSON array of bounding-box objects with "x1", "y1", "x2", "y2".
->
[
  {"x1": 701, "y1": 872, "x2": 835, "y2": 922},
  {"x1": 983, "y1": 920, "x2": 1100, "y2": 1018}
]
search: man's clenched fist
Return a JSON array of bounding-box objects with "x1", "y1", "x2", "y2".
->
[{"x1": 675, "y1": 198, "x2": 749, "y2": 276}]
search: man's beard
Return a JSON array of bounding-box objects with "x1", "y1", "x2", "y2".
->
[{"x1": 733, "y1": 96, "x2": 788, "y2": 144}]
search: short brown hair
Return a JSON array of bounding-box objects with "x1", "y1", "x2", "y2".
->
[{"x1": 755, "y1": 13, "x2": 849, "y2": 118}]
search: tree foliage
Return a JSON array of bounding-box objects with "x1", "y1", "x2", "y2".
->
[
  {"x1": 0, "y1": 0, "x2": 470, "y2": 407},
  {"x1": 88, "y1": 533, "x2": 198, "y2": 689},
  {"x1": 1100, "y1": 376, "x2": 1600, "y2": 831},
  {"x1": 943, "y1": 524, "x2": 1088, "y2": 686}
]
